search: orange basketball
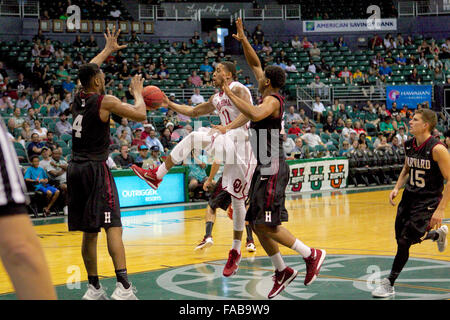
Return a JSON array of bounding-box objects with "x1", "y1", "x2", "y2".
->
[{"x1": 142, "y1": 85, "x2": 164, "y2": 110}]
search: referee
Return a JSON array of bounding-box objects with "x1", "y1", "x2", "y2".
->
[{"x1": 0, "y1": 117, "x2": 56, "y2": 299}]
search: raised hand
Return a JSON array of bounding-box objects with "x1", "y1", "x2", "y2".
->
[
  {"x1": 129, "y1": 74, "x2": 144, "y2": 97},
  {"x1": 232, "y1": 18, "x2": 246, "y2": 42},
  {"x1": 104, "y1": 26, "x2": 127, "y2": 53}
]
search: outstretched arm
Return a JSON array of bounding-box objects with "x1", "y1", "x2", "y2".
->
[
  {"x1": 90, "y1": 26, "x2": 127, "y2": 67},
  {"x1": 233, "y1": 18, "x2": 265, "y2": 82},
  {"x1": 221, "y1": 82, "x2": 278, "y2": 122},
  {"x1": 162, "y1": 93, "x2": 215, "y2": 117}
]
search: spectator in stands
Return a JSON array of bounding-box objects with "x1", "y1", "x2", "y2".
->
[
  {"x1": 338, "y1": 66, "x2": 353, "y2": 85},
  {"x1": 440, "y1": 37, "x2": 450, "y2": 59},
  {"x1": 309, "y1": 42, "x2": 321, "y2": 58},
  {"x1": 148, "y1": 145, "x2": 163, "y2": 168},
  {"x1": 54, "y1": 47, "x2": 65, "y2": 59},
  {"x1": 39, "y1": 146, "x2": 53, "y2": 171},
  {"x1": 25, "y1": 155, "x2": 60, "y2": 216},
  {"x1": 27, "y1": 133, "x2": 44, "y2": 158},
  {"x1": 339, "y1": 140, "x2": 352, "y2": 156},
  {"x1": 44, "y1": 131, "x2": 58, "y2": 152},
  {"x1": 285, "y1": 106, "x2": 303, "y2": 125},
  {"x1": 390, "y1": 136, "x2": 401, "y2": 152},
  {"x1": 113, "y1": 145, "x2": 134, "y2": 169},
  {"x1": 408, "y1": 67, "x2": 422, "y2": 83},
  {"x1": 396, "y1": 51, "x2": 407, "y2": 66},
  {"x1": 179, "y1": 42, "x2": 190, "y2": 55},
  {"x1": 55, "y1": 112, "x2": 72, "y2": 136},
  {"x1": 335, "y1": 37, "x2": 347, "y2": 48},
  {"x1": 291, "y1": 35, "x2": 301, "y2": 50},
  {"x1": 11, "y1": 73, "x2": 30, "y2": 96},
  {"x1": 262, "y1": 41, "x2": 273, "y2": 55},
  {"x1": 0, "y1": 92, "x2": 12, "y2": 111},
  {"x1": 32, "y1": 44, "x2": 40, "y2": 57},
  {"x1": 417, "y1": 52, "x2": 428, "y2": 68},
  {"x1": 323, "y1": 115, "x2": 337, "y2": 134},
  {"x1": 372, "y1": 52, "x2": 384, "y2": 66},
  {"x1": 384, "y1": 51, "x2": 395, "y2": 66},
  {"x1": 200, "y1": 59, "x2": 214, "y2": 73},
  {"x1": 301, "y1": 125, "x2": 325, "y2": 149},
  {"x1": 49, "y1": 101, "x2": 62, "y2": 117},
  {"x1": 282, "y1": 133, "x2": 296, "y2": 157},
  {"x1": 287, "y1": 121, "x2": 302, "y2": 136},
  {"x1": 432, "y1": 66, "x2": 445, "y2": 82},
  {"x1": 379, "y1": 116, "x2": 395, "y2": 136},
  {"x1": 353, "y1": 121, "x2": 366, "y2": 136},
  {"x1": 127, "y1": 31, "x2": 140, "y2": 44},
  {"x1": 60, "y1": 93, "x2": 71, "y2": 113},
  {"x1": 141, "y1": 123, "x2": 154, "y2": 141},
  {"x1": 188, "y1": 70, "x2": 203, "y2": 87},
  {"x1": 318, "y1": 57, "x2": 331, "y2": 74},
  {"x1": 376, "y1": 136, "x2": 391, "y2": 151},
  {"x1": 116, "y1": 118, "x2": 132, "y2": 145},
  {"x1": 32, "y1": 119, "x2": 48, "y2": 140},
  {"x1": 252, "y1": 24, "x2": 264, "y2": 43},
  {"x1": 164, "y1": 109, "x2": 178, "y2": 128},
  {"x1": 62, "y1": 76, "x2": 75, "y2": 95},
  {"x1": 19, "y1": 121, "x2": 32, "y2": 142},
  {"x1": 160, "y1": 127, "x2": 174, "y2": 153},
  {"x1": 135, "y1": 145, "x2": 152, "y2": 169},
  {"x1": 429, "y1": 55, "x2": 443, "y2": 70},
  {"x1": 119, "y1": 64, "x2": 131, "y2": 82},
  {"x1": 83, "y1": 35, "x2": 97, "y2": 48},
  {"x1": 12, "y1": 107, "x2": 24, "y2": 128},
  {"x1": 403, "y1": 35, "x2": 413, "y2": 46},
  {"x1": 301, "y1": 36, "x2": 312, "y2": 49},
  {"x1": 312, "y1": 96, "x2": 325, "y2": 123},
  {"x1": 39, "y1": 45, "x2": 52, "y2": 59},
  {"x1": 157, "y1": 64, "x2": 170, "y2": 80},
  {"x1": 335, "y1": 104, "x2": 349, "y2": 121},
  {"x1": 145, "y1": 128, "x2": 164, "y2": 151},
  {"x1": 290, "y1": 137, "x2": 307, "y2": 159},
  {"x1": 369, "y1": 34, "x2": 383, "y2": 50},
  {"x1": 307, "y1": 59, "x2": 317, "y2": 74},
  {"x1": 378, "y1": 61, "x2": 392, "y2": 81},
  {"x1": 383, "y1": 34, "x2": 393, "y2": 49},
  {"x1": 131, "y1": 127, "x2": 146, "y2": 148},
  {"x1": 191, "y1": 88, "x2": 205, "y2": 105},
  {"x1": 308, "y1": 75, "x2": 326, "y2": 98},
  {"x1": 16, "y1": 93, "x2": 31, "y2": 110},
  {"x1": 273, "y1": 58, "x2": 287, "y2": 70},
  {"x1": 387, "y1": 37, "x2": 397, "y2": 50},
  {"x1": 56, "y1": 64, "x2": 70, "y2": 81},
  {"x1": 73, "y1": 35, "x2": 83, "y2": 48},
  {"x1": 341, "y1": 119, "x2": 356, "y2": 141},
  {"x1": 284, "y1": 60, "x2": 297, "y2": 73},
  {"x1": 251, "y1": 39, "x2": 263, "y2": 53},
  {"x1": 243, "y1": 76, "x2": 253, "y2": 88}
]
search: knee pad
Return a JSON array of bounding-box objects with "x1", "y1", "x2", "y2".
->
[{"x1": 231, "y1": 197, "x2": 246, "y2": 232}]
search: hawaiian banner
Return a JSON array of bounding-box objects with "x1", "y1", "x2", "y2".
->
[
  {"x1": 386, "y1": 85, "x2": 432, "y2": 109},
  {"x1": 287, "y1": 158, "x2": 348, "y2": 193},
  {"x1": 303, "y1": 19, "x2": 397, "y2": 33}
]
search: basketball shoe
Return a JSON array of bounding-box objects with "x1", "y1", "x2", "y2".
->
[
  {"x1": 195, "y1": 236, "x2": 214, "y2": 251},
  {"x1": 111, "y1": 282, "x2": 138, "y2": 300},
  {"x1": 268, "y1": 267, "x2": 298, "y2": 299},
  {"x1": 131, "y1": 164, "x2": 162, "y2": 190},
  {"x1": 372, "y1": 278, "x2": 395, "y2": 298},
  {"x1": 303, "y1": 248, "x2": 326, "y2": 286},
  {"x1": 82, "y1": 284, "x2": 109, "y2": 300},
  {"x1": 223, "y1": 249, "x2": 241, "y2": 277},
  {"x1": 435, "y1": 225, "x2": 448, "y2": 252},
  {"x1": 246, "y1": 240, "x2": 256, "y2": 252}
]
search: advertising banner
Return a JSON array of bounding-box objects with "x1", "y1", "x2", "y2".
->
[
  {"x1": 286, "y1": 158, "x2": 348, "y2": 193},
  {"x1": 114, "y1": 172, "x2": 186, "y2": 208},
  {"x1": 386, "y1": 85, "x2": 432, "y2": 109},
  {"x1": 303, "y1": 19, "x2": 397, "y2": 33},
  {"x1": 161, "y1": 2, "x2": 252, "y2": 18}
]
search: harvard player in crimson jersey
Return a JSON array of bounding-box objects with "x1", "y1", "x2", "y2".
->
[
  {"x1": 131, "y1": 61, "x2": 257, "y2": 278},
  {"x1": 214, "y1": 18, "x2": 327, "y2": 299},
  {"x1": 372, "y1": 108, "x2": 449, "y2": 298}
]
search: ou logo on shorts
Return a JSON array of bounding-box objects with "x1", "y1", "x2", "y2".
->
[{"x1": 233, "y1": 179, "x2": 242, "y2": 194}]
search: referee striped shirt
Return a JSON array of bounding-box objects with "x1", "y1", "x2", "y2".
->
[{"x1": 0, "y1": 116, "x2": 28, "y2": 206}]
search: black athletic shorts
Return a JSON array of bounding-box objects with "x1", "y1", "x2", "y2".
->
[
  {"x1": 67, "y1": 160, "x2": 121, "y2": 233},
  {"x1": 395, "y1": 189, "x2": 442, "y2": 244},
  {"x1": 208, "y1": 177, "x2": 231, "y2": 211},
  {"x1": 246, "y1": 159, "x2": 289, "y2": 226}
]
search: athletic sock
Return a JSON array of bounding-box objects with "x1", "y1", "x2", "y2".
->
[
  {"x1": 115, "y1": 269, "x2": 131, "y2": 289},
  {"x1": 232, "y1": 239, "x2": 241, "y2": 253},
  {"x1": 205, "y1": 221, "x2": 214, "y2": 238},
  {"x1": 88, "y1": 275, "x2": 100, "y2": 290},
  {"x1": 156, "y1": 163, "x2": 168, "y2": 180},
  {"x1": 291, "y1": 239, "x2": 312, "y2": 258},
  {"x1": 245, "y1": 224, "x2": 254, "y2": 242},
  {"x1": 270, "y1": 252, "x2": 287, "y2": 271}
]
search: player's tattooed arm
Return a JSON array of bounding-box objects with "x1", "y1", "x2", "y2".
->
[
  {"x1": 90, "y1": 26, "x2": 127, "y2": 67},
  {"x1": 232, "y1": 18, "x2": 265, "y2": 82},
  {"x1": 389, "y1": 159, "x2": 410, "y2": 206},
  {"x1": 163, "y1": 93, "x2": 215, "y2": 117},
  {"x1": 430, "y1": 144, "x2": 450, "y2": 228}
]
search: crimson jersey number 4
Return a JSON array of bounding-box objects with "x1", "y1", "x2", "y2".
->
[{"x1": 73, "y1": 115, "x2": 83, "y2": 138}]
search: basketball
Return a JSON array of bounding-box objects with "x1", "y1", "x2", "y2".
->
[{"x1": 142, "y1": 85, "x2": 164, "y2": 110}]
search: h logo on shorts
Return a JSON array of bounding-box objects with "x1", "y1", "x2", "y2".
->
[
  {"x1": 104, "y1": 212, "x2": 111, "y2": 224},
  {"x1": 265, "y1": 211, "x2": 272, "y2": 223}
]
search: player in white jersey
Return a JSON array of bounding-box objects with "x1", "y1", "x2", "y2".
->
[{"x1": 131, "y1": 61, "x2": 257, "y2": 277}]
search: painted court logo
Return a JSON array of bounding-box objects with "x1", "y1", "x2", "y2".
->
[{"x1": 388, "y1": 90, "x2": 400, "y2": 101}]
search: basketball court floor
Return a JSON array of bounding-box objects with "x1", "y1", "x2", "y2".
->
[{"x1": 0, "y1": 187, "x2": 448, "y2": 300}]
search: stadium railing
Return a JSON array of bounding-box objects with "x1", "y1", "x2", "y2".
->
[
  {"x1": 398, "y1": 0, "x2": 450, "y2": 16},
  {"x1": 0, "y1": 0, "x2": 39, "y2": 17}
]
